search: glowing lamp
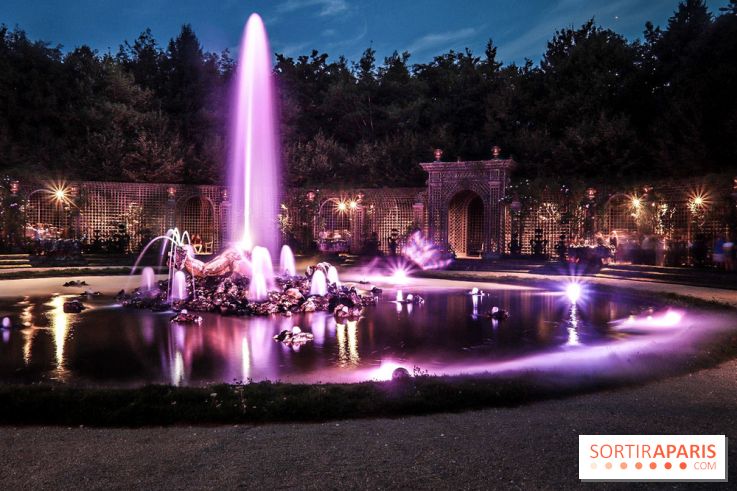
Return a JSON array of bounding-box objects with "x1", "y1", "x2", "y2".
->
[
  {"x1": 53, "y1": 188, "x2": 68, "y2": 202},
  {"x1": 491, "y1": 145, "x2": 501, "y2": 159},
  {"x1": 349, "y1": 200, "x2": 357, "y2": 210},
  {"x1": 390, "y1": 267, "x2": 409, "y2": 285},
  {"x1": 631, "y1": 197, "x2": 641, "y2": 209},
  {"x1": 434, "y1": 148, "x2": 443, "y2": 161},
  {"x1": 565, "y1": 283, "x2": 582, "y2": 303},
  {"x1": 337, "y1": 201, "x2": 347, "y2": 212},
  {"x1": 10, "y1": 181, "x2": 19, "y2": 195}
]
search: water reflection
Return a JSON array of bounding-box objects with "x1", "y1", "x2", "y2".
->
[
  {"x1": 0, "y1": 288, "x2": 660, "y2": 385},
  {"x1": 47, "y1": 296, "x2": 71, "y2": 381},
  {"x1": 336, "y1": 320, "x2": 360, "y2": 367},
  {"x1": 566, "y1": 304, "x2": 581, "y2": 347}
]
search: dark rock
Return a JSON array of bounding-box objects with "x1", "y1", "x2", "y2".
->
[
  {"x1": 62, "y1": 299, "x2": 85, "y2": 313},
  {"x1": 392, "y1": 367, "x2": 411, "y2": 381}
]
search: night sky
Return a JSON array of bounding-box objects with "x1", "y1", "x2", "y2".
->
[{"x1": 0, "y1": 0, "x2": 728, "y2": 64}]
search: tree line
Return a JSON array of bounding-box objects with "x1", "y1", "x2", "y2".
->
[{"x1": 0, "y1": 0, "x2": 735, "y2": 188}]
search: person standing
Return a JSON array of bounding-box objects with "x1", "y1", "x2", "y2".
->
[
  {"x1": 724, "y1": 238, "x2": 734, "y2": 272},
  {"x1": 713, "y1": 236, "x2": 725, "y2": 270}
]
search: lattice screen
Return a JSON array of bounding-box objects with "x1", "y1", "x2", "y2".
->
[
  {"x1": 25, "y1": 193, "x2": 69, "y2": 238},
  {"x1": 176, "y1": 197, "x2": 216, "y2": 253}
]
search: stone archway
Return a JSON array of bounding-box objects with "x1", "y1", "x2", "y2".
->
[
  {"x1": 420, "y1": 157, "x2": 515, "y2": 255},
  {"x1": 448, "y1": 190, "x2": 485, "y2": 256}
]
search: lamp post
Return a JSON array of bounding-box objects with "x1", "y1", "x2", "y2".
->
[
  {"x1": 585, "y1": 187, "x2": 597, "y2": 241},
  {"x1": 510, "y1": 196, "x2": 522, "y2": 256}
]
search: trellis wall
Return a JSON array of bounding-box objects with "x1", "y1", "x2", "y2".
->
[
  {"x1": 285, "y1": 187, "x2": 424, "y2": 254},
  {"x1": 505, "y1": 177, "x2": 735, "y2": 256},
  {"x1": 17, "y1": 181, "x2": 228, "y2": 253},
  {"x1": 600, "y1": 182, "x2": 732, "y2": 242},
  {"x1": 504, "y1": 192, "x2": 587, "y2": 256},
  {"x1": 13, "y1": 175, "x2": 735, "y2": 258}
]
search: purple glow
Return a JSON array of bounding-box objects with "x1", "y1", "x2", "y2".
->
[
  {"x1": 389, "y1": 267, "x2": 410, "y2": 285},
  {"x1": 565, "y1": 283, "x2": 582, "y2": 303},
  {"x1": 612, "y1": 308, "x2": 685, "y2": 331},
  {"x1": 229, "y1": 13, "x2": 281, "y2": 255},
  {"x1": 371, "y1": 360, "x2": 405, "y2": 381},
  {"x1": 402, "y1": 231, "x2": 452, "y2": 270}
]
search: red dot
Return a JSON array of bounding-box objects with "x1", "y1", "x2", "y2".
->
[
  {"x1": 650, "y1": 462, "x2": 657, "y2": 469},
  {"x1": 636, "y1": 462, "x2": 643, "y2": 469},
  {"x1": 680, "y1": 462, "x2": 687, "y2": 470},
  {"x1": 665, "y1": 462, "x2": 672, "y2": 470},
  {"x1": 620, "y1": 462, "x2": 627, "y2": 469}
]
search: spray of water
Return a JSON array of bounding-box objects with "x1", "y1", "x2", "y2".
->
[
  {"x1": 310, "y1": 270, "x2": 327, "y2": 296},
  {"x1": 249, "y1": 246, "x2": 275, "y2": 301},
  {"x1": 141, "y1": 267, "x2": 155, "y2": 291},
  {"x1": 279, "y1": 245, "x2": 296, "y2": 276},
  {"x1": 170, "y1": 271, "x2": 188, "y2": 301},
  {"x1": 229, "y1": 13, "x2": 281, "y2": 256},
  {"x1": 327, "y1": 266, "x2": 340, "y2": 286}
]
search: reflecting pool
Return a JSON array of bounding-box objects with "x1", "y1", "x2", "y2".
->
[{"x1": 0, "y1": 286, "x2": 669, "y2": 386}]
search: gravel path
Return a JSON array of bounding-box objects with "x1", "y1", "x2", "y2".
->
[{"x1": 1, "y1": 359, "x2": 735, "y2": 490}]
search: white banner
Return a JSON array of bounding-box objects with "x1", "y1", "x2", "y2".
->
[{"x1": 579, "y1": 435, "x2": 727, "y2": 481}]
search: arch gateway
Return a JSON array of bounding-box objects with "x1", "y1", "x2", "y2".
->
[{"x1": 420, "y1": 157, "x2": 515, "y2": 256}]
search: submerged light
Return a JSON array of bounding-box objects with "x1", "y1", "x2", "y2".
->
[
  {"x1": 565, "y1": 283, "x2": 582, "y2": 303},
  {"x1": 390, "y1": 267, "x2": 409, "y2": 284}
]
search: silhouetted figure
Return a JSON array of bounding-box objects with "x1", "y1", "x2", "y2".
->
[{"x1": 388, "y1": 228, "x2": 399, "y2": 256}]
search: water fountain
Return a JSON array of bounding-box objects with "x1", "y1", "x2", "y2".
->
[
  {"x1": 310, "y1": 270, "x2": 327, "y2": 296},
  {"x1": 327, "y1": 266, "x2": 340, "y2": 286},
  {"x1": 140, "y1": 267, "x2": 156, "y2": 292},
  {"x1": 170, "y1": 271, "x2": 188, "y2": 302},
  {"x1": 229, "y1": 13, "x2": 281, "y2": 255},
  {"x1": 280, "y1": 245, "x2": 296, "y2": 277},
  {"x1": 120, "y1": 13, "x2": 378, "y2": 317},
  {"x1": 248, "y1": 246, "x2": 274, "y2": 301}
]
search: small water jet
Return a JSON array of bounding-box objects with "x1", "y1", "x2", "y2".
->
[
  {"x1": 171, "y1": 271, "x2": 188, "y2": 302},
  {"x1": 249, "y1": 246, "x2": 274, "y2": 301},
  {"x1": 310, "y1": 270, "x2": 327, "y2": 296},
  {"x1": 327, "y1": 266, "x2": 340, "y2": 286},
  {"x1": 280, "y1": 245, "x2": 296, "y2": 276},
  {"x1": 140, "y1": 267, "x2": 156, "y2": 292}
]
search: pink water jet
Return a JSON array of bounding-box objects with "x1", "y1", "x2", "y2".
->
[
  {"x1": 170, "y1": 271, "x2": 188, "y2": 301},
  {"x1": 249, "y1": 246, "x2": 275, "y2": 301},
  {"x1": 229, "y1": 13, "x2": 281, "y2": 255},
  {"x1": 279, "y1": 245, "x2": 296, "y2": 276}
]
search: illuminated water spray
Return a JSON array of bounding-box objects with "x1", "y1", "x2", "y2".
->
[{"x1": 229, "y1": 13, "x2": 281, "y2": 255}]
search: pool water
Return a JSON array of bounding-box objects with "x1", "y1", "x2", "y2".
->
[{"x1": 0, "y1": 286, "x2": 661, "y2": 386}]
